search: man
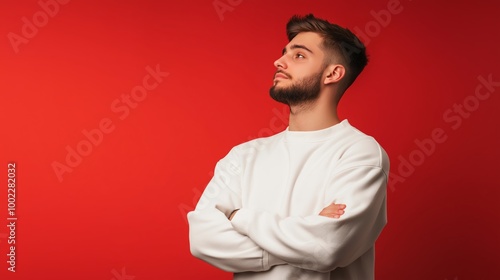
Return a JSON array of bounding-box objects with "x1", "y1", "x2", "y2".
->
[{"x1": 188, "y1": 14, "x2": 389, "y2": 280}]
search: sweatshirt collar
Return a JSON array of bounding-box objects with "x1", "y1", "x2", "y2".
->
[{"x1": 283, "y1": 119, "x2": 349, "y2": 142}]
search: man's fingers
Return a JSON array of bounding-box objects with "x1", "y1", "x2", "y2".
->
[
  {"x1": 325, "y1": 203, "x2": 346, "y2": 211},
  {"x1": 332, "y1": 203, "x2": 346, "y2": 210},
  {"x1": 323, "y1": 212, "x2": 342, "y2": 218},
  {"x1": 319, "y1": 203, "x2": 346, "y2": 219},
  {"x1": 319, "y1": 203, "x2": 347, "y2": 218},
  {"x1": 330, "y1": 209, "x2": 345, "y2": 216}
]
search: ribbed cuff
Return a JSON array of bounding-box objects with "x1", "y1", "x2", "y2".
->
[{"x1": 263, "y1": 250, "x2": 287, "y2": 270}]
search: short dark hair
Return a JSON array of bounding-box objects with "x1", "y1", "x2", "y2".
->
[{"x1": 286, "y1": 14, "x2": 368, "y2": 91}]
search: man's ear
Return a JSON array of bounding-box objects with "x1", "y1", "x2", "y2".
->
[{"x1": 323, "y1": 64, "x2": 346, "y2": 85}]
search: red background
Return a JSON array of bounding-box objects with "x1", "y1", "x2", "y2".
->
[{"x1": 1, "y1": 0, "x2": 499, "y2": 279}]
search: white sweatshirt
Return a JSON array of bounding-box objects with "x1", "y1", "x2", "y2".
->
[{"x1": 188, "y1": 120, "x2": 389, "y2": 280}]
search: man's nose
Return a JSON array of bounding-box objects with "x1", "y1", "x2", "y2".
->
[{"x1": 274, "y1": 55, "x2": 287, "y2": 69}]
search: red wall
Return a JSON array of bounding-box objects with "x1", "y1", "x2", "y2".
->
[{"x1": 1, "y1": 0, "x2": 499, "y2": 279}]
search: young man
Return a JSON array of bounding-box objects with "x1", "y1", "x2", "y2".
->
[{"x1": 188, "y1": 14, "x2": 389, "y2": 280}]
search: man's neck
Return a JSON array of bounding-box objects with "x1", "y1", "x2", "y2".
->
[{"x1": 288, "y1": 100, "x2": 340, "y2": 131}]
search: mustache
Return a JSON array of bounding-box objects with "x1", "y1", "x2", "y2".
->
[{"x1": 275, "y1": 70, "x2": 292, "y2": 79}]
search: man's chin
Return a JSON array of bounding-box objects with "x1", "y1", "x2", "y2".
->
[
  {"x1": 271, "y1": 82, "x2": 289, "y2": 90},
  {"x1": 270, "y1": 97, "x2": 290, "y2": 106}
]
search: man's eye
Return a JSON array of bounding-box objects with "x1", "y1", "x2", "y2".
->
[{"x1": 295, "y1": 53, "x2": 305, "y2": 59}]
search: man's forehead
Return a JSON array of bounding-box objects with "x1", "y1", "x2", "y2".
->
[{"x1": 284, "y1": 32, "x2": 323, "y2": 53}]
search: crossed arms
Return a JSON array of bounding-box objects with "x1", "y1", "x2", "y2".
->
[{"x1": 187, "y1": 141, "x2": 388, "y2": 273}]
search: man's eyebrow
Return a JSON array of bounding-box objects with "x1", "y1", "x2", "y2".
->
[{"x1": 282, "y1": 44, "x2": 314, "y2": 55}]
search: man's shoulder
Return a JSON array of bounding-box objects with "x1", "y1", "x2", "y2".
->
[
  {"x1": 230, "y1": 130, "x2": 285, "y2": 154},
  {"x1": 337, "y1": 122, "x2": 389, "y2": 172}
]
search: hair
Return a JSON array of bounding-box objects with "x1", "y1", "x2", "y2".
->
[{"x1": 286, "y1": 14, "x2": 368, "y2": 91}]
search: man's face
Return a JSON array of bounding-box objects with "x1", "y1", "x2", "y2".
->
[{"x1": 270, "y1": 32, "x2": 327, "y2": 106}]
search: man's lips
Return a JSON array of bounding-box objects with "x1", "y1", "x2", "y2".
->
[{"x1": 274, "y1": 73, "x2": 289, "y2": 79}]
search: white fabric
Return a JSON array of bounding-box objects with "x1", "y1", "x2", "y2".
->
[{"x1": 188, "y1": 119, "x2": 389, "y2": 279}]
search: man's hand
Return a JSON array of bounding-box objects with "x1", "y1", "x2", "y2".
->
[{"x1": 319, "y1": 203, "x2": 346, "y2": 218}]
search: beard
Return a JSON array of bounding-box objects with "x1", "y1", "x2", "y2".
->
[{"x1": 269, "y1": 71, "x2": 322, "y2": 106}]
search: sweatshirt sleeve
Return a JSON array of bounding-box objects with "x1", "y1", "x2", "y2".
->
[
  {"x1": 230, "y1": 139, "x2": 389, "y2": 273},
  {"x1": 187, "y1": 147, "x2": 286, "y2": 272}
]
